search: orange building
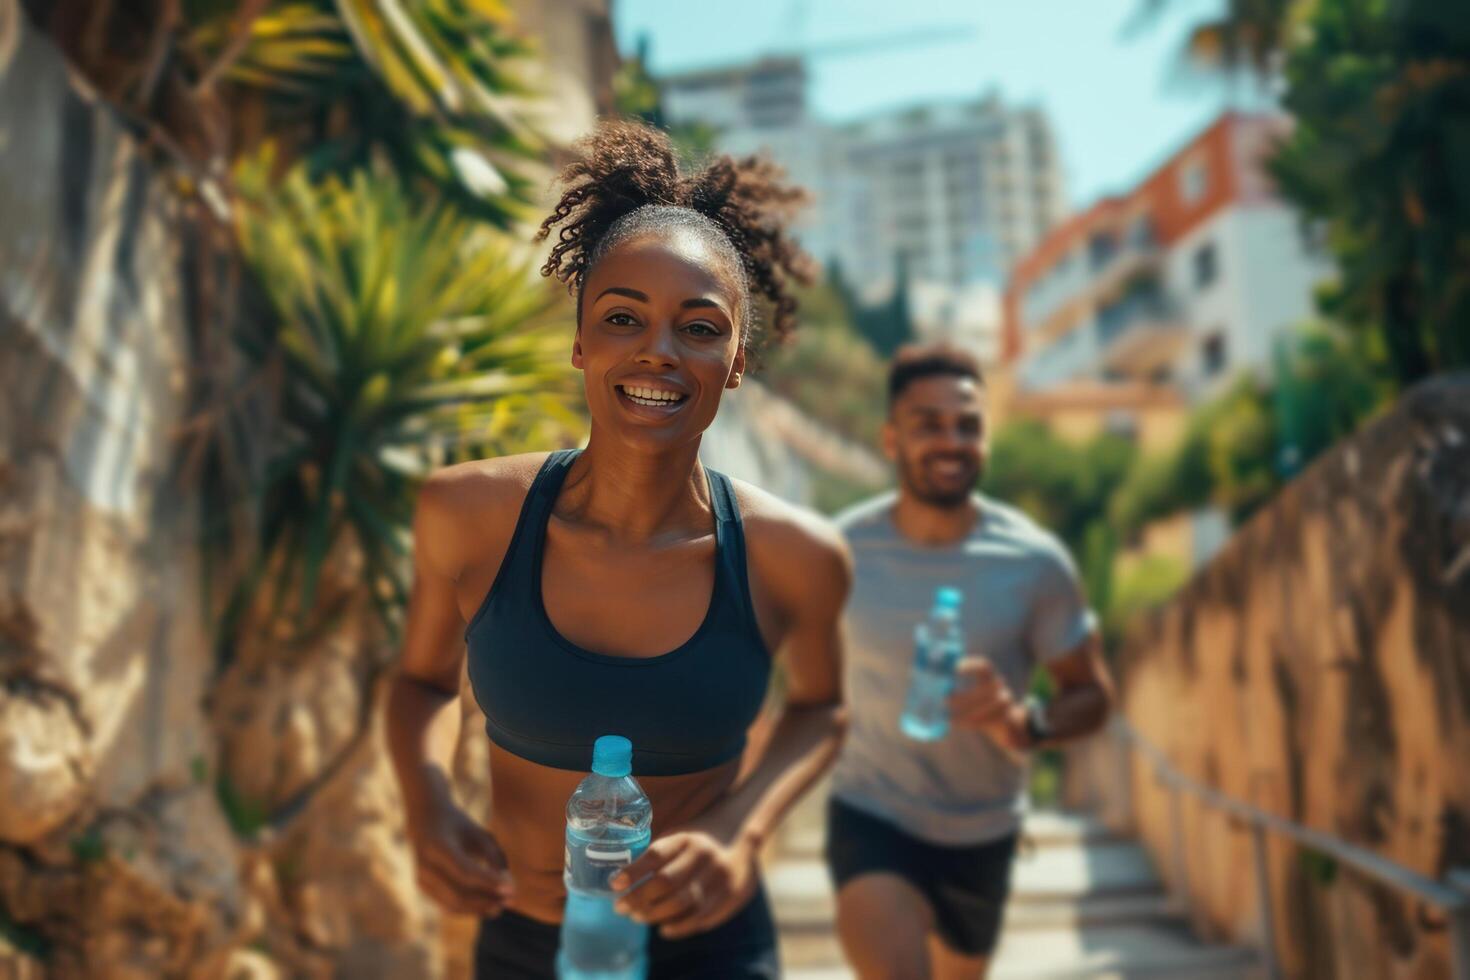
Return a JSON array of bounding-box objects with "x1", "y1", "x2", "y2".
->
[{"x1": 998, "y1": 112, "x2": 1333, "y2": 448}]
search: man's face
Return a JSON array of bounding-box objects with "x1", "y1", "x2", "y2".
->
[{"x1": 883, "y1": 374, "x2": 987, "y2": 508}]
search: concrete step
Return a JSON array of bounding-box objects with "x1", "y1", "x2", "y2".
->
[
  {"x1": 780, "y1": 919, "x2": 1260, "y2": 979},
  {"x1": 774, "y1": 808, "x2": 1120, "y2": 862},
  {"x1": 1002, "y1": 892, "x2": 1182, "y2": 931},
  {"x1": 779, "y1": 922, "x2": 1260, "y2": 980},
  {"x1": 1020, "y1": 811, "x2": 1120, "y2": 848},
  {"x1": 779, "y1": 821, "x2": 826, "y2": 860},
  {"x1": 991, "y1": 922, "x2": 1261, "y2": 979},
  {"x1": 785, "y1": 968, "x2": 855, "y2": 980},
  {"x1": 768, "y1": 806, "x2": 1258, "y2": 980},
  {"x1": 1011, "y1": 840, "x2": 1161, "y2": 902},
  {"x1": 767, "y1": 858, "x2": 1180, "y2": 932},
  {"x1": 779, "y1": 926, "x2": 848, "y2": 972},
  {"x1": 766, "y1": 857, "x2": 836, "y2": 927}
]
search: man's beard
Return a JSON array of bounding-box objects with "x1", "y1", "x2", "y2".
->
[{"x1": 897, "y1": 453, "x2": 980, "y2": 509}]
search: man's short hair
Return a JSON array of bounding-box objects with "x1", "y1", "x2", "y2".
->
[{"x1": 887, "y1": 343, "x2": 985, "y2": 406}]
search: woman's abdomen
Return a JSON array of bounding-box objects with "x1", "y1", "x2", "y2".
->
[{"x1": 486, "y1": 744, "x2": 742, "y2": 923}]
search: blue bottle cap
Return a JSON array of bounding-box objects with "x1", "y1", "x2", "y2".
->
[
  {"x1": 935, "y1": 587, "x2": 962, "y2": 609},
  {"x1": 591, "y1": 735, "x2": 633, "y2": 777}
]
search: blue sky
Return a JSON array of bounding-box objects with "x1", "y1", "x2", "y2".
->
[{"x1": 612, "y1": 0, "x2": 1236, "y2": 208}]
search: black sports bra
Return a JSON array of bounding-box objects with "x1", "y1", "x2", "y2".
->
[{"x1": 463, "y1": 450, "x2": 772, "y2": 776}]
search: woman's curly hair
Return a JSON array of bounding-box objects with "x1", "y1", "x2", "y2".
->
[{"x1": 536, "y1": 119, "x2": 816, "y2": 350}]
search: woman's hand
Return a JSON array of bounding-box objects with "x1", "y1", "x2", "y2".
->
[
  {"x1": 610, "y1": 824, "x2": 759, "y2": 940},
  {"x1": 405, "y1": 785, "x2": 515, "y2": 918}
]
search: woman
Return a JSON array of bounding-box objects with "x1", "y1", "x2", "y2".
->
[{"x1": 386, "y1": 120, "x2": 851, "y2": 979}]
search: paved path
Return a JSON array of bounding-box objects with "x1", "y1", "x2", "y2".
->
[{"x1": 765, "y1": 787, "x2": 1261, "y2": 979}]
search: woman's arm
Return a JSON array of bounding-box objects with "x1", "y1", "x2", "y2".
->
[
  {"x1": 385, "y1": 469, "x2": 517, "y2": 918},
  {"x1": 613, "y1": 509, "x2": 852, "y2": 939}
]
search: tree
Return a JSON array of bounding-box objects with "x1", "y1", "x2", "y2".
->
[
  {"x1": 1271, "y1": 0, "x2": 1470, "y2": 385},
  {"x1": 985, "y1": 421, "x2": 1137, "y2": 607},
  {"x1": 613, "y1": 33, "x2": 663, "y2": 126},
  {"x1": 760, "y1": 279, "x2": 891, "y2": 449},
  {"x1": 832, "y1": 256, "x2": 915, "y2": 357},
  {"x1": 1135, "y1": 0, "x2": 1311, "y2": 75},
  {"x1": 1144, "y1": 0, "x2": 1470, "y2": 386},
  {"x1": 1108, "y1": 323, "x2": 1386, "y2": 537}
]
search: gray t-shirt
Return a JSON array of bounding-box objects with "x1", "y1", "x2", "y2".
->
[{"x1": 830, "y1": 492, "x2": 1097, "y2": 846}]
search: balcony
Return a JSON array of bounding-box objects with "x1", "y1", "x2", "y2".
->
[
  {"x1": 1096, "y1": 294, "x2": 1188, "y2": 378},
  {"x1": 1023, "y1": 225, "x2": 1164, "y2": 345}
]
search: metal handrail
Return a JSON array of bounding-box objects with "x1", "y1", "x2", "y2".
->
[{"x1": 1105, "y1": 717, "x2": 1470, "y2": 980}]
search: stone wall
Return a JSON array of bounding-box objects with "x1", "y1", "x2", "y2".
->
[
  {"x1": 1066, "y1": 375, "x2": 1470, "y2": 978},
  {"x1": 0, "y1": 5, "x2": 248, "y2": 976},
  {"x1": 0, "y1": 9, "x2": 476, "y2": 978}
]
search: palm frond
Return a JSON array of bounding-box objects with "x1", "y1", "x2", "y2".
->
[{"x1": 230, "y1": 157, "x2": 581, "y2": 637}]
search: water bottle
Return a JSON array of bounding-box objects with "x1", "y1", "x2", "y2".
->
[
  {"x1": 900, "y1": 587, "x2": 964, "y2": 741},
  {"x1": 556, "y1": 735, "x2": 652, "y2": 980}
]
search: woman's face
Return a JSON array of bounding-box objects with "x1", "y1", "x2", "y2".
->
[{"x1": 574, "y1": 229, "x2": 746, "y2": 451}]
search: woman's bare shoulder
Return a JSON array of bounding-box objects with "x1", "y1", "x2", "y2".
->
[
  {"x1": 726, "y1": 478, "x2": 852, "y2": 604},
  {"x1": 414, "y1": 452, "x2": 555, "y2": 577}
]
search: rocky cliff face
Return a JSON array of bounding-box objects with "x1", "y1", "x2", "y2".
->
[
  {"x1": 0, "y1": 10, "x2": 492, "y2": 978},
  {"x1": 1068, "y1": 376, "x2": 1470, "y2": 978},
  {"x1": 0, "y1": 7, "x2": 245, "y2": 976}
]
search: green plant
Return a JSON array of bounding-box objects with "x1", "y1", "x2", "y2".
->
[
  {"x1": 68, "y1": 829, "x2": 109, "y2": 865},
  {"x1": 1029, "y1": 749, "x2": 1065, "y2": 808},
  {"x1": 986, "y1": 421, "x2": 1137, "y2": 553},
  {"x1": 41, "y1": 1, "x2": 546, "y2": 224},
  {"x1": 214, "y1": 0, "x2": 545, "y2": 225},
  {"x1": 216, "y1": 772, "x2": 271, "y2": 838},
  {"x1": 1134, "y1": 0, "x2": 1311, "y2": 76},
  {"x1": 225, "y1": 153, "x2": 579, "y2": 635},
  {"x1": 1299, "y1": 846, "x2": 1340, "y2": 886},
  {"x1": 1109, "y1": 324, "x2": 1387, "y2": 538},
  {"x1": 1272, "y1": 0, "x2": 1470, "y2": 384},
  {"x1": 762, "y1": 320, "x2": 889, "y2": 450},
  {"x1": 1144, "y1": 0, "x2": 1470, "y2": 385},
  {"x1": 1109, "y1": 555, "x2": 1191, "y2": 627},
  {"x1": 0, "y1": 907, "x2": 50, "y2": 961}
]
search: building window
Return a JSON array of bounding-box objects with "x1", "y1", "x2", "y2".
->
[
  {"x1": 1128, "y1": 214, "x2": 1156, "y2": 249},
  {"x1": 1180, "y1": 158, "x2": 1209, "y2": 203},
  {"x1": 1202, "y1": 332, "x2": 1227, "y2": 376},
  {"x1": 1193, "y1": 242, "x2": 1218, "y2": 290},
  {"x1": 1089, "y1": 231, "x2": 1119, "y2": 271}
]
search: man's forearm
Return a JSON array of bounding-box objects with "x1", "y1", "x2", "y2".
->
[{"x1": 1034, "y1": 683, "x2": 1110, "y2": 747}]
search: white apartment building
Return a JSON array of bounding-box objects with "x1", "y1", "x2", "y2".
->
[
  {"x1": 1004, "y1": 113, "x2": 1335, "y2": 407},
  {"x1": 660, "y1": 60, "x2": 1067, "y2": 365}
]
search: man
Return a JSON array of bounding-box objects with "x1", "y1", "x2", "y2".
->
[{"x1": 825, "y1": 344, "x2": 1115, "y2": 979}]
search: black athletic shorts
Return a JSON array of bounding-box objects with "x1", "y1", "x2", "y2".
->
[
  {"x1": 823, "y1": 796, "x2": 1019, "y2": 957},
  {"x1": 473, "y1": 882, "x2": 780, "y2": 979}
]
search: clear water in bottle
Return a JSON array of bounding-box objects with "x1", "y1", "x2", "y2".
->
[
  {"x1": 900, "y1": 587, "x2": 964, "y2": 741},
  {"x1": 556, "y1": 735, "x2": 652, "y2": 980}
]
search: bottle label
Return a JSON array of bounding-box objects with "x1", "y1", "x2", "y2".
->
[
  {"x1": 564, "y1": 830, "x2": 650, "y2": 893},
  {"x1": 585, "y1": 846, "x2": 632, "y2": 863}
]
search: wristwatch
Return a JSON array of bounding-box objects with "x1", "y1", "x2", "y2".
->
[{"x1": 1023, "y1": 697, "x2": 1053, "y2": 748}]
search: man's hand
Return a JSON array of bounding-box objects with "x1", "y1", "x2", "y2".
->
[
  {"x1": 949, "y1": 657, "x2": 1030, "y2": 752},
  {"x1": 611, "y1": 824, "x2": 760, "y2": 940}
]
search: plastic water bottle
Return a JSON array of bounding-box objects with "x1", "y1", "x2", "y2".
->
[
  {"x1": 556, "y1": 735, "x2": 652, "y2": 980},
  {"x1": 900, "y1": 587, "x2": 964, "y2": 741}
]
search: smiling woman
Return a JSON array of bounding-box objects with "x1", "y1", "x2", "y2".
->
[{"x1": 385, "y1": 119, "x2": 854, "y2": 980}]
